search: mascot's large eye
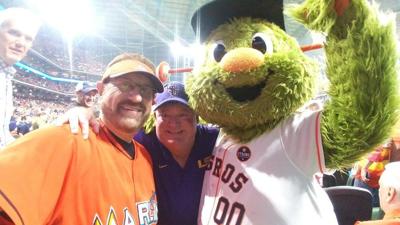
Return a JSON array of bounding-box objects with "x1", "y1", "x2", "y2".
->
[
  {"x1": 252, "y1": 33, "x2": 273, "y2": 54},
  {"x1": 213, "y1": 41, "x2": 226, "y2": 62}
]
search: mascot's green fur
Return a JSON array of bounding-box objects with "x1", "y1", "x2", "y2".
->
[{"x1": 186, "y1": 0, "x2": 399, "y2": 169}]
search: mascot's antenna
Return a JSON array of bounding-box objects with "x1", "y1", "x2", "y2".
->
[{"x1": 156, "y1": 43, "x2": 324, "y2": 82}]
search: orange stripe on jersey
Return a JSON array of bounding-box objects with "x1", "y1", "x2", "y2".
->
[
  {"x1": 315, "y1": 112, "x2": 324, "y2": 173},
  {"x1": 207, "y1": 142, "x2": 235, "y2": 225}
]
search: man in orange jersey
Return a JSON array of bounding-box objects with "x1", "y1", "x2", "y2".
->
[{"x1": 0, "y1": 53, "x2": 163, "y2": 225}]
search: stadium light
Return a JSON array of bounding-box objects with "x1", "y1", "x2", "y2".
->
[
  {"x1": 25, "y1": 0, "x2": 100, "y2": 38},
  {"x1": 169, "y1": 40, "x2": 186, "y2": 58},
  {"x1": 169, "y1": 40, "x2": 206, "y2": 64}
]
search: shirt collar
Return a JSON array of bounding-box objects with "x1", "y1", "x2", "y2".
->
[
  {"x1": 0, "y1": 59, "x2": 16, "y2": 77},
  {"x1": 153, "y1": 126, "x2": 201, "y2": 168},
  {"x1": 98, "y1": 120, "x2": 136, "y2": 159}
]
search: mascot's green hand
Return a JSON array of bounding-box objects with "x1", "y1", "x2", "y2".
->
[
  {"x1": 291, "y1": 0, "x2": 400, "y2": 168},
  {"x1": 287, "y1": 0, "x2": 338, "y2": 33},
  {"x1": 288, "y1": 0, "x2": 369, "y2": 38}
]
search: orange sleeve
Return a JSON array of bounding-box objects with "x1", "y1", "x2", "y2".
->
[
  {"x1": 0, "y1": 126, "x2": 76, "y2": 225},
  {"x1": 354, "y1": 220, "x2": 398, "y2": 225}
]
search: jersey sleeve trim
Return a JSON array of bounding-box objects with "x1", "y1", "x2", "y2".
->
[
  {"x1": 0, "y1": 189, "x2": 24, "y2": 225},
  {"x1": 315, "y1": 111, "x2": 324, "y2": 173}
]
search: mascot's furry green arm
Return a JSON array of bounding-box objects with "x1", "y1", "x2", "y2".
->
[
  {"x1": 292, "y1": 0, "x2": 399, "y2": 168},
  {"x1": 185, "y1": 0, "x2": 399, "y2": 169}
]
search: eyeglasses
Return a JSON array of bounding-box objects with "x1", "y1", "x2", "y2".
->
[{"x1": 106, "y1": 78, "x2": 155, "y2": 99}]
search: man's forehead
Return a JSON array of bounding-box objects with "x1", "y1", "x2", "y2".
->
[
  {"x1": 1, "y1": 19, "x2": 39, "y2": 38},
  {"x1": 157, "y1": 102, "x2": 193, "y2": 113},
  {"x1": 116, "y1": 73, "x2": 153, "y2": 85}
]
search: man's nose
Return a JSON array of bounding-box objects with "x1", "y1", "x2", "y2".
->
[
  {"x1": 126, "y1": 89, "x2": 144, "y2": 102},
  {"x1": 167, "y1": 116, "x2": 182, "y2": 125},
  {"x1": 15, "y1": 38, "x2": 25, "y2": 47},
  {"x1": 15, "y1": 36, "x2": 31, "y2": 48}
]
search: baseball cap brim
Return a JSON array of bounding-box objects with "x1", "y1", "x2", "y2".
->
[
  {"x1": 103, "y1": 58, "x2": 164, "y2": 93},
  {"x1": 153, "y1": 97, "x2": 190, "y2": 111},
  {"x1": 81, "y1": 87, "x2": 98, "y2": 94}
]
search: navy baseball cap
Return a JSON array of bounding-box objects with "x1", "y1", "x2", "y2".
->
[
  {"x1": 75, "y1": 81, "x2": 98, "y2": 94},
  {"x1": 153, "y1": 82, "x2": 189, "y2": 111}
]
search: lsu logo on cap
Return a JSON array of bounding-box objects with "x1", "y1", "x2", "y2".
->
[
  {"x1": 167, "y1": 85, "x2": 178, "y2": 96},
  {"x1": 236, "y1": 146, "x2": 251, "y2": 162}
]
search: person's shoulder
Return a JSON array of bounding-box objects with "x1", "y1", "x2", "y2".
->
[
  {"x1": 133, "y1": 139, "x2": 153, "y2": 161},
  {"x1": 134, "y1": 129, "x2": 158, "y2": 144},
  {"x1": 134, "y1": 129, "x2": 150, "y2": 140},
  {"x1": 1, "y1": 125, "x2": 84, "y2": 161},
  {"x1": 18, "y1": 124, "x2": 68, "y2": 137},
  {"x1": 197, "y1": 124, "x2": 219, "y2": 137},
  {"x1": 355, "y1": 220, "x2": 400, "y2": 225},
  {"x1": 6, "y1": 125, "x2": 80, "y2": 149}
]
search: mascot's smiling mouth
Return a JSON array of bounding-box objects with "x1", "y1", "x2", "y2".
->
[
  {"x1": 219, "y1": 69, "x2": 273, "y2": 102},
  {"x1": 225, "y1": 80, "x2": 266, "y2": 102}
]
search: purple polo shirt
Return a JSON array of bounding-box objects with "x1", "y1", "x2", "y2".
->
[{"x1": 134, "y1": 125, "x2": 219, "y2": 225}]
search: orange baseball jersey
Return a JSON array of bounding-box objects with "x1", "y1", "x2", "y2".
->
[{"x1": 0, "y1": 123, "x2": 158, "y2": 225}]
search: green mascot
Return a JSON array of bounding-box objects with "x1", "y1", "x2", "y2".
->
[{"x1": 185, "y1": 0, "x2": 399, "y2": 224}]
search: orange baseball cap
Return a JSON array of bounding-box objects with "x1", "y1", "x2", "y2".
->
[{"x1": 102, "y1": 53, "x2": 164, "y2": 93}]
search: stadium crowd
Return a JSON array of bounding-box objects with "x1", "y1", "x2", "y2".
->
[
  {"x1": 31, "y1": 34, "x2": 106, "y2": 75},
  {"x1": 10, "y1": 82, "x2": 72, "y2": 136}
]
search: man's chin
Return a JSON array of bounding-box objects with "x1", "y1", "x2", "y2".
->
[
  {"x1": 118, "y1": 118, "x2": 145, "y2": 132},
  {"x1": 4, "y1": 54, "x2": 22, "y2": 65},
  {"x1": 85, "y1": 102, "x2": 95, "y2": 107},
  {"x1": 165, "y1": 139, "x2": 183, "y2": 145}
]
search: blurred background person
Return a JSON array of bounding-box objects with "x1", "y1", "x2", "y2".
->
[
  {"x1": 0, "y1": 7, "x2": 41, "y2": 148},
  {"x1": 16, "y1": 115, "x2": 31, "y2": 136},
  {"x1": 352, "y1": 124, "x2": 400, "y2": 208},
  {"x1": 353, "y1": 142, "x2": 391, "y2": 207},
  {"x1": 355, "y1": 162, "x2": 400, "y2": 224},
  {"x1": 74, "y1": 81, "x2": 98, "y2": 108}
]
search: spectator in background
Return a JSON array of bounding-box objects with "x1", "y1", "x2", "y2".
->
[
  {"x1": 74, "y1": 81, "x2": 98, "y2": 107},
  {"x1": 353, "y1": 124, "x2": 400, "y2": 207},
  {"x1": 0, "y1": 7, "x2": 41, "y2": 148},
  {"x1": 16, "y1": 115, "x2": 31, "y2": 135},
  {"x1": 355, "y1": 162, "x2": 400, "y2": 225},
  {"x1": 353, "y1": 142, "x2": 391, "y2": 207},
  {"x1": 8, "y1": 115, "x2": 17, "y2": 134}
]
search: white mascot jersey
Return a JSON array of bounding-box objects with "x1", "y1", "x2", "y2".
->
[{"x1": 198, "y1": 111, "x2": 338, "y2": 225}]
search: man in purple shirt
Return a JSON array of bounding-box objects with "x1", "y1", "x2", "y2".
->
[{"x1": 135, "y1": 81, "x2": 219, "y2": 225}]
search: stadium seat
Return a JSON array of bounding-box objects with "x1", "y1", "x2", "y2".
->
[
  {"x1": 322, "y1": 173, "x2": 337, "y2": 187},
  {"x1": 325, "y1": 186, "x2": 373, "y2": 225}
]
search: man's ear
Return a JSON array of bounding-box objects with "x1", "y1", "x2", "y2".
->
[
  {"x1": 386, "y1": 187, "x2": 396, "y2": 203},
  {"x1": 97, "y1": 81, "x2": 104, "y2": 95}
]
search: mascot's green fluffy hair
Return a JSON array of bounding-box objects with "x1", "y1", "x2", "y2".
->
[{"x1": 185, "y1": 0, "x2": 399, "y2": 168}]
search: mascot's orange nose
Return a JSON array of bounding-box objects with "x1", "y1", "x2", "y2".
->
[{"x1": 220, "y1": 48, "x2": 264, "y2": 73}]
